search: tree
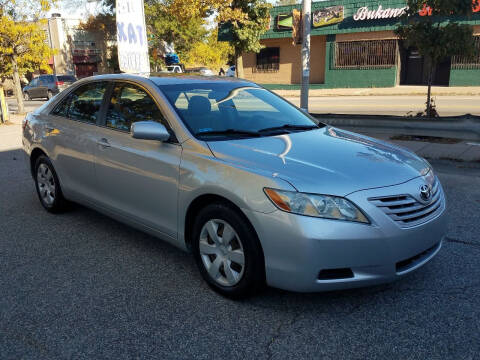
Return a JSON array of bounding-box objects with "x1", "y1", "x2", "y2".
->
[
  {"x1": 78, "y1": 0, "x2": 119, "y2": 72},
  {"x1": 0, "y1": 0, "x2": 56, "y2": 114},
  {"x1": 183, "y1": 29, "x2": 234, "y2": 71},
  {"x1": 145, "y1": 0, "x2": 209, "y2": 62},
  {"x1": 395, "y1": 0, "x2": 478, "y2": 117},
  {"x1": 218, "y1": 0, "x2": 272, "y2": 78}
]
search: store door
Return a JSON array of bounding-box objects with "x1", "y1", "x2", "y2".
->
[
  {"x1": 74, "y1": 63, "x2": 98, "y2": 78},
  {"x1": 404, "y1": 49, "x2": 424, "y2": 85},
  {"x1": 401, "y1": 48, "x2": 451, "y2": 86},
  {"x1": 434, "y1": 57, "x2": 451, "y2": 86}
]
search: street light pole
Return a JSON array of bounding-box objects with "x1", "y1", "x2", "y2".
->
[{"x1": 300, "y1": 0, "x2": 311, "y2": 112}]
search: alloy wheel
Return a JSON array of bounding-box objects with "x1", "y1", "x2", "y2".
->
[
  {"x1": 199, "y1": 219, "x2": 245, "y2": 287},
  {"x1": 36, "y1": 163, "x2": 56, "y2": 206}
]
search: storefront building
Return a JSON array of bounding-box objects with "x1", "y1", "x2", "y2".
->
[
  {"x1": 242, "y1": 0, "x2": 480, "y2": 88},
  {"x1": 44, "y1": 14, "x2": 113, "y2": 78}
]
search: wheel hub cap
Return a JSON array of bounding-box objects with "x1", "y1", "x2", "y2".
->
[
  {"x1": 199, "y1": 219, "x2": 245, "y2": 287},
  {"x1": 36, "y1": 163, "x2": 55, "y2": 206}
]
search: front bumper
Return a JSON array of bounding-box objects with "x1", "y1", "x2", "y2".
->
[{"x1": 244, "y1": 177, "x2": 447, "y2": 292}]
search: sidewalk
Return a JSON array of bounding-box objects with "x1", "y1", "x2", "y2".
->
[
  {"x1": 273, "y1": 85, "x2": 480, "y2": 97},
  {"x1": 0, "y1": 114, "x2": 23, "y2": 151}
]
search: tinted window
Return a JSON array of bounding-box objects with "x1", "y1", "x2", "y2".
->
[
  {"x1": 68, "y1": 82, "x2": 107, "y2": 123},
  {"x1": 30, "y1": 78, "x2": 38, "y2": 87},
  {"x1": 105, "y1": 83, "x2": 165, "y2": 131},
  {"x1": 57, "y1": 75, "x2": 76, "y2": 83},
  {"x1": 38, "y1": 76, "x2": 49, "y2": 85}
]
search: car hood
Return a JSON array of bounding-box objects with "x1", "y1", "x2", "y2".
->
[{"x1": 207, "y1": 127, "x2": 430, "y2": 196}]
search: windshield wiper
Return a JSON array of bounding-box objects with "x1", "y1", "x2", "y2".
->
[
  {"x1": 258, "y1": 124, "x2": 319, "y2": 134},
  {"x1": 195, "y1": 129, "x2": 262, "y2": 138}
]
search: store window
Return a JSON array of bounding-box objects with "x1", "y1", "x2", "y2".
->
[
  {"x1": 452, "y1": 36, "x2": 480, "y2": 69},
  {"x1": 334, "y1": 40, "x2": 397, "y2": 69},
  {"x1": 256, "y1": 47, "x2": 280, "y2": 72}
]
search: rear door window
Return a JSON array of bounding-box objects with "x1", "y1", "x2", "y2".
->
[
  {"x1": 68, "y1": 82, "x2": 107, "y2": 123},
  {"x1": 51, "y1": 82, "x2": 107, "y2": 123}
]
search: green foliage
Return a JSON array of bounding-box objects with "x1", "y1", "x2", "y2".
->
[
  {"x1": 221, "y1": 0, "x2": 272, "y2": 55},
  {"x1": 183, "y1": 29, "x2": 234, "y2": 70},
  {"x1": 396, "y1": 0, "x2": 477, "y2": 66},
  {"x1": 145, "y1": 0, "x2": 209, "y2": 60}
]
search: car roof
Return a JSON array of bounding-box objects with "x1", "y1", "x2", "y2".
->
[{"x1": 78, "y1": 73, "x2": 254, "y2": 87}]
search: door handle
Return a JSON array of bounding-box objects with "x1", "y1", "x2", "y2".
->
[{"x1": 97, "y1": 138, "x2": 111, "y2": 148}]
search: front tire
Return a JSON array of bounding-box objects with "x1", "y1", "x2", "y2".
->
[
  {"x1": 46, "y1": 90, "x2": 53, "y2": 100},
  {"x1": 192, "y1": 203, "x2": 265, "y2": 298},
  {"x1": 23, "y1": 92, "x2": 30, "y2": 101},
  {"x1": 34, "y1": 155, "x2": 67, "y2": 213}
]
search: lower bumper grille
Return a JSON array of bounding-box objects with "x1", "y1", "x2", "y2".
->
[{"x1": 396, "y1": 242, "x2": 440, "y2": 273}]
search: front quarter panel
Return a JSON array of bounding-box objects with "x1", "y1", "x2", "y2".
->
[{"x1": 177, "y1": 139, "x2": 296, "y2": 245}]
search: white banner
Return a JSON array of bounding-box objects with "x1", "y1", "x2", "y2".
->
[{"x1": 116, "y1": 0, "x2": 150, "y2": 74}]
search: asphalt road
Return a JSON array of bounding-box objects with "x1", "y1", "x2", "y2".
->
[
  {"x1": 1, "y1": 132, "x2": 480, "y2": 357},
  {"x1": 286, "y1": 95, "x2": 480, "y2": 117}
]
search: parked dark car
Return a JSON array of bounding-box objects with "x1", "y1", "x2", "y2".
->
[{"x1": 23, "y1": 75, "x2": 77, "y2": 100}]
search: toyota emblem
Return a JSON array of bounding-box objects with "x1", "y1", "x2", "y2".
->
[{"x1": 419, "y1": 184, "x2": 432, "y2": 202}]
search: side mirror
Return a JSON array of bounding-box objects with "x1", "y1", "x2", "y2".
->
[{"x1": 131, "y1": 121, "x2": 170, "y2": 142}]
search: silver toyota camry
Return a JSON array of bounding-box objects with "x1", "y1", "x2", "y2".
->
[{"x1": 22, "y1": 74, "x2": 446, "y2": 298}]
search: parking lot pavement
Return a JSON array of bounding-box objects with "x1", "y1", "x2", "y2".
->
[{"x1": 1, "y1": 140, "x2": 480, "y2": 359}]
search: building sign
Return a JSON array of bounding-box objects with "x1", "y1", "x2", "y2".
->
[
  {"x1": 116, "y1": 0, "x2": 150, "y2": 74},
  {"x1": 312, "y1": 6, "x2": 344, "y2": 28},
  {"x1": 276, "y1": 13, "x2": 293, "y2": 30},
  {"x1": 353, "y1": 5, "x2": 408, "y2": 21}
]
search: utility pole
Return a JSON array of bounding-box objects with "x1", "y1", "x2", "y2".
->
[{"x1": 300, "y1": 0, "x2": 311, "y2": 112}]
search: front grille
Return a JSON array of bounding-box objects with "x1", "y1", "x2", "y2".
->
[{"x1": 369, "y1": 179, "x2": 444, "y2": 227}]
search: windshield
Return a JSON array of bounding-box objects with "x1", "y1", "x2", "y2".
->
[{"x1": 157, "y1": 83, "x2": 321, "y2": 140}]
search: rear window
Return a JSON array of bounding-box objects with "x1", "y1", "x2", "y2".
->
[{"x1": 57, "y1": 76, "x2": 76, "y2": 83}]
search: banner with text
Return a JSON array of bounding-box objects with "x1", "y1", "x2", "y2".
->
[{"x1": 116, "y1": 0, "x2": 150, "y2": 74}]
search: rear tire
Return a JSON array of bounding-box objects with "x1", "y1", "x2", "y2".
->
[
  {"x1": 34, "y1": 155, "x2": 67, "y2": 213},
  {"x1": 192, "y1": 202, "x2": 265, "y2": 299}
]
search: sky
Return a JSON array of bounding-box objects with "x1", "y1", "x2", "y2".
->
[{"x1": 47, "y1": 0, "x2": 107, "y2": 19}]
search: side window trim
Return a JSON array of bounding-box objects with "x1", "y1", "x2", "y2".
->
[{"x1": 96, "y1": 81, "x2": 114, "y2": 127}]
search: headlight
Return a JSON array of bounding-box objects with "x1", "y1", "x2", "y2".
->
[{"x1": 264, "y1": 188, "x2": 369, "y2": 223}]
